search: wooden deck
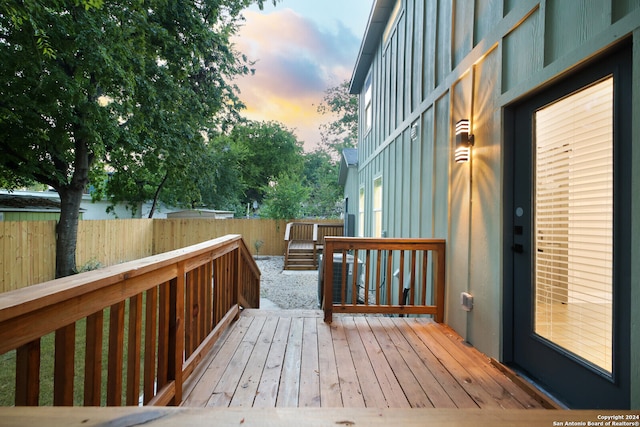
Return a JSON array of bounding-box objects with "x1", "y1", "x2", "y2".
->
[{"x1": 181, "y1": 309, "x2": 548, "y2": 410}]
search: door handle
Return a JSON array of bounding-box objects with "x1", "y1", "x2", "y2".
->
[{"x1": 512, "y1": 244, "x2": 524, "y2": 253}]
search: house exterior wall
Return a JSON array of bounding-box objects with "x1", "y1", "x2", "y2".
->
[
  {"x1": 351, "y1": 0, "x2": 640, "y2": 407},
  {"x1": 343, "y1": 167, "x2": 359, "y2": 221}
]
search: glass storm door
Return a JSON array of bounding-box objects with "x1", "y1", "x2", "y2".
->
[{"x1": 509, "y1": 46, "x2": 630, "y2": 409}]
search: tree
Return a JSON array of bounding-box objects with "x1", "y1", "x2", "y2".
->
[
  {"x1": 194, "y1": 138, "x2": 246, "y2": 214},
  {"x1": 0, "y1": 0, "x2": 274, "y2": 277},
  {"x1": 260, "y1": 172, "x2": 310, "y2": 220},
  {"x1": 302, "y1": 149, "x2": 342, "y2": 218},
  {"x1": 317, "y1": 80, "x2": 359, "y2": 158},
  {"x1": 220, "y1": 120, "x2": 305, "y2": 206}
]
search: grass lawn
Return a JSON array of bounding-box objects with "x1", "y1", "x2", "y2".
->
[{"x1": 0, "y1": 299, "x2": 148, "y2": 406}]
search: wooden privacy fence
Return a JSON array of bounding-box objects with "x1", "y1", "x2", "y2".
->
[
  {"x1": 0, "y1": 234, "x2": 260, "y2": 407},
  {"x1": 321, "y1": 237, "x2": 446, "y2": 323},
  {"x1": 1, "y1": 218, "x2": 341, "y2": 293}
]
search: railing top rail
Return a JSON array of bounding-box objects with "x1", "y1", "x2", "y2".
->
[
  {"x1": 324, "y1": 236, "x2": 446, "y2": 250},
  {"x1": 0, "y1": 234, "x2": 245, "y2": 323}
]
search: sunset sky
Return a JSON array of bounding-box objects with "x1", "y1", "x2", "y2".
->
[{"x1": 233, "y1": 0, "x2": 374, "y2": 151}]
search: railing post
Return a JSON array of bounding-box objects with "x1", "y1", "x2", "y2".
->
[
  {"x1": 235, "y1": 247, "x2": 241, "y2": 320},
  {"x1": 435, "y1": 242, "x2": 446, "y2": 323},
  {"x1": 323, "y1": 239, "x2": 334, "y2": 323}
]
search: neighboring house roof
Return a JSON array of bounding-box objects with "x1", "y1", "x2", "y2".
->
[
  {"x1": 349, "y1": 0, "x2": 396, "y2": 94},
  {"x1": 0, "y1": 193, "x2": 61, "y2": 213},
  {"x1": 338, "y1": 148, "x2": 359, "y2": 186},
  {"x1": 166, "y1": 209, "x2": 234, "y2": 219}
]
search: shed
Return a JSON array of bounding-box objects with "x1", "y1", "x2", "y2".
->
[
  {"x1": 166, "y1": 209, "x2": 234, "y2": 219},
  {"x1": 0, "y1": 193, "x2": 84, "y2": 221}
]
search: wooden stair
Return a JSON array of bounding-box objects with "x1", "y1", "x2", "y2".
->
[
  {"x1": 285, "y1": 241, "x2": 317, "y2": 270},
  {"x1": 283, "y1": 222, "x2": 344, "y2": 270}
]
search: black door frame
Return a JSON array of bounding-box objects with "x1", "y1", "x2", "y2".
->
[{"x1": 502, "y1": 41, "x2": 632, "y2": 409}]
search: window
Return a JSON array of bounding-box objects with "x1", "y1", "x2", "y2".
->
[
  {"x1": 534, "y1": 77, "x2": 614, "y2": 372},
  {"x1": 364, "y1": 73, "x2": 372, "y2": 132},
  {"x1": 373, "y1": 177, "x2": 382, "y2": 237},
  {"x1": 358, "y1": 186, "x2": 365, "y2": 237}
]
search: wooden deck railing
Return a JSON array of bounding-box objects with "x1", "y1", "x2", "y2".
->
[
  {"x1": 0, "y1": 234, "x2": 260, "y2": 407},
  {"x1": 313, "y1": 223, "x2": 344, "y2": 253},
  {"x1": 322, "y1": 237, "x2": 445, "y2": 323},
  {"x1": 284, "y1": 222, "x2": 344, "y2": 269}
]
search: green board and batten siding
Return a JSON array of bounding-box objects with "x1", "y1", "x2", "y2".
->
[{"x1": 349, "y1": 0, "x2": 640, "y2": 407}]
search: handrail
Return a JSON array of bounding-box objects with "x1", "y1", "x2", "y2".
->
[
  {"x1": 0, "y1": 234, "x2": 260, "y2": 407},
  {"x1": 322, "y1": 237, "x2": 445, "y2": 323},
  {"x1": 284, "y1": 222, "x2": 315, "y2": 242}
]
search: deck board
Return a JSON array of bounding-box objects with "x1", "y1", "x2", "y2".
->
[
  {"x1": 253, "y1": 317, "x2": 290, "y2": 408},
  {"x1": 182, "y1": 310, "x2": 548, "y2": 410}
]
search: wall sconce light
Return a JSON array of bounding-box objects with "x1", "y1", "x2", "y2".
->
[{"x1": 455, "y1": 119, "x2": 474, "y2": 163}]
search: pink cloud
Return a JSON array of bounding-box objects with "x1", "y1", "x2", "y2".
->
[{"x1": 232, "y1": 8, "x2": 361, "y2": 150}]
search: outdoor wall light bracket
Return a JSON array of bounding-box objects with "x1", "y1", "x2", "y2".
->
[{"x1": 454, "y1": 119, "x2": 474, "y2": 163}]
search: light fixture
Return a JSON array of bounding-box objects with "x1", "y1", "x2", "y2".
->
[{"x1": 455, "y1": 119, "x2": 474, "y2": 163}]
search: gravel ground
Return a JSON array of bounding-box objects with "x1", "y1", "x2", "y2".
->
[{"x1": 254, "y1": 256, "x2": 320, "y2": 310}]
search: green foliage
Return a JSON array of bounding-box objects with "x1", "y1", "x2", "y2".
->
[
  {"x1": 199, "y1": 134, "x2": 247, "y2": 213},
  {"x1": 302, "y1": 149, "x2": 342, "y2": 218},
  {"x1": 0, "y1": 0, "x2": 278, "y2": 276},
  {"x1": 254, "y1": 239, "x2": 264, "y2": 256},
  {"x1": 317, "y1": 80, "x2": 359, "y2": 157},
  {"x1": 74, "y1": 258, "x2": 104, "y2": 273},
  {"x1": 215, "y1": 120, "x2": 305, "y2": 207},
  {"x1": 306, "y1": 80, "x2": 359, "y2": 218},
  {"x1": 260, "y1": 173, "x2": 310, "y2": 219}
]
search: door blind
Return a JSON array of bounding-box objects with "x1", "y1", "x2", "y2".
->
[{"x1": 533, "y1": 77, "x2": 613, "y2": 373}]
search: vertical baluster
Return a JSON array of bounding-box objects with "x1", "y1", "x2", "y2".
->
[
  {"x1": 352, "y1": 249, "x2": 359, "y2": 305},
  {"x1": 375, "y1": 250, "x2": 382, "y2": 306},
  {"x1": 53, "y1": 323, "x2": 75, "y2": 406},
  {"x1": 234, "y1": 249, "x2": 241, "y2": 321},
  {"x1": 410, "y1": 250, "x2": 417, "y2": 305},
  {"x1": 15, "y1": 339, "x2": 41, "y2": 406},
  {"x1": 364, "y1": 250, "x2": 371, "y2": 306},
  {"x1": 170, "y1": 265, "x2": 185, "y2": 405},
  {"x1": 184, "y1": 271, "x2": 193, "y2": 357},
  {"x1": 213, "y1": 258, "x2": 220, "y2": 325},
  {"x1": 144, "y1": 287, "x2": 158, "y2": 404},
  {"x1": 435, "y1": 243, "x2": 446, "y2": 323},
  {"x1": 198, "y1": 264, "x2": 206, "y2": 343},
  {"x1": 323, "y1": 240, "x2": 334, "y2": 322},
  {"x1": 84, "y1": 311, "x2": 103, "y2": 406},
  {"x1": 126, "y1": 294, "x2": 142, "y2": 405},
  {"x1": 192, "y1": 266, "x2": 200, "y2": 353},
  {"x1": 107, "y1": 302, "x2": 125, "y2": 406},
  {"x1": 205, "y1": 261, "x2": 213, "y2": 332},
  {"x1": 157, "y1": 281, "x2": 170, "y2": 390},
  {"x1": 421, "y1": 250, "x2": 429, "y2": 306},
  {"x1": 340, "y1": 249, "x2": 347, "y2": 305},
  {"x1": 399, "y1": 250, "x2": 405, "y2": 306},
  {"x1": 386, "y1": 250, "x2": 393, "y2": 305}
]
